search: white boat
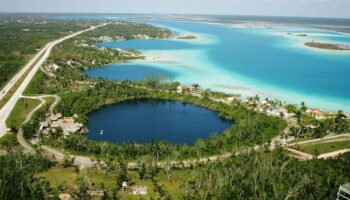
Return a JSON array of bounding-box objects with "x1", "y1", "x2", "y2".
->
[{"x1": 100, "y1": 130, "x2": 104, "y2": 135}]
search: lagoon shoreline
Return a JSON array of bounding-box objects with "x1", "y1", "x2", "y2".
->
[{"x1": 89, "y1": 19, "x2": 350, "y2": 112}]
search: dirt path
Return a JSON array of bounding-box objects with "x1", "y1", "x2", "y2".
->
[
  {"x1": 288, "y1": 134, "x2": 350, "y2": 146},
  {"x1": 285, "y1": 134, "x2": 350, "y2": 160},
  {"x1": 317, "y1": 149, "x2": 350, "y2": 159}
]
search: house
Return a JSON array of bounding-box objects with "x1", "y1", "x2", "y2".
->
[
  {"x1": 48, "y1": 64, "x2": 61, "y2": 71},
  {"x1": 98, "y1": 36, "x2": 113, "y2": 42},
  {"x1": 261, "y1": 100, "x2": 272, "y2": 108},
  {"x1": 67, "y1": 60, "x2": 79, "y2": 66},
  {"x1": 225, "y1": 97, "x2": 235, "y2": 102},
  {"x1": 176, "y1": 85, "x2": 183, "y2": 93},
  {"x1": 308, "y1": 108, "x2": 324, "y2": 119},
  {"x1": 189, "y1": 86, "x2": 196, "y2": 93},
  {"x1": 132, "y1": 186, "x2": 148, "y2": 195}
]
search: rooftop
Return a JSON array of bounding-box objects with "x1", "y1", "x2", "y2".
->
[{"x1": 341, "y1": 183, "x2": 350, "y2": 192}]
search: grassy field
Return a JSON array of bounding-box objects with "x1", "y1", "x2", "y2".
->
[
  {"x1": 5, "y1": 98, "x2": 41, "y2": 129},
  {"x1": 43, "y1": 96, "x2": 55, "y2": 106},
  {"x1": 298, "y1": 140, "x2": 350, "y2": 155},
  {"x1": 0, "y1": 133, "x2": 19, "y2": 149},
  {"x1": 37, "y1": 165, "x2": 192, "y2": 199}
]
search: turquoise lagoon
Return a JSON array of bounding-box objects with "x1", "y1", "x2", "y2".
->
[{"x1": 86, "y1": 20, "x2": 350, "y2": 111}]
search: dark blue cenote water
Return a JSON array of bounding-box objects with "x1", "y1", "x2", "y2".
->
[{"x1": 87, "y1": 100, "x2": 233, "y2": 144}]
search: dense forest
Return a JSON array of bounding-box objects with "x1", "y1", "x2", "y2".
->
[
  {"x1": 0, "y1": 149, "x2": 56, "y2": 199},
  {"x1": 1, "y1": 146, "x2": 349, "y2": 199},
  {"x1": 183, "y1": 147, "x2": 350, "y2": 200}
]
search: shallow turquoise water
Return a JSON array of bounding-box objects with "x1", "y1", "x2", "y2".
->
[
  {"x1": 85, "y1": 63, "x2": 177, "y2": 81},
  {"x1": 87, "y1": 20, "x2": 350, "y2": 111}
]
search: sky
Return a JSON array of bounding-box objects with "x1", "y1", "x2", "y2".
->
[{"x1": 0, "y1": 0, "x2": 349, "y2": 19}]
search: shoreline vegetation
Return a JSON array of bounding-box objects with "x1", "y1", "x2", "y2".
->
[
  {"x1": 1, "y1": 16, "x2": 350, "y2": 199},
  {"x1": 305, "y1": 41, "x2": 350, "y2": 51},
  {"x1": 177, "y1": 35, "x2": 197, "y2": 39}
]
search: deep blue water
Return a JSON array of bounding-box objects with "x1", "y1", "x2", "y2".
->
[
  {"x1": 84, "y1": 63, "x2": 177, "y2": 81},
  {"x1": 87, "y1": 100, "x2": 233, "y2": 144},
  {"x1": 92, "y1": 20, "x2": 350, "y2": 110}
]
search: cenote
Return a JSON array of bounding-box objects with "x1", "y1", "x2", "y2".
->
[{"x1": 87, "y1": 99, "x2": 233, "y2": 144}]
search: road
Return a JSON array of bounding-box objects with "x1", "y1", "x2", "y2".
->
[
  {"x1": 0, "y1": 47, "x2": 46, "y2": 100},
  {"x1": 16, "y1": 95, "x2": 60, "y2": 153},
  {"x1": 0, "y1": 24, "x2": 106, "y2": 138}
]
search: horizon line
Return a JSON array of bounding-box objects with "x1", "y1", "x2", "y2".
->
[{"x1": 0, "y1": 12, "x2": 350, "y2": 20}]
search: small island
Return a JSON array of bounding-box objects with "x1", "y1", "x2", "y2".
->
[
  {"x1": 177, "y1": 35, "x2": 197, "y2": 39},
  {"x1": 287, "y1": 32, "x2": 308, "y2": 37},
  {"x1": 305, "y1": 41, "x2": 350, "y2": 51}
]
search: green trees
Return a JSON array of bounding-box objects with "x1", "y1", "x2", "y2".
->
[
  {"x1": 334, "y1": 110, "x2": 349, "y2": 133},
  {"x1": 0, "y1": 149, "x2": 56, "y2": 200},
  {"x1": 183, "y1": 148, "x2": 350, "y2": 199},
  {"x1": 115, "y1": 157, "x2": 129, "y2": 189},
  {"x1": 82, "y1": 22, "x2": 171, "y2": 41}
]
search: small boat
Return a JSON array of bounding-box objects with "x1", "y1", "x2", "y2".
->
[{"x1": 100, "y1": 130, "x2": 104, "y2": 135}]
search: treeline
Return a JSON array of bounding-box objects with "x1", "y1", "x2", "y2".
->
[
  {"x1": 183, "y1": 147, "x2": 350, "y2": 199},
  {"x1": 82, "y1": 22, "x2": 172, "y2": 41},
  {"x1": 37, "y1": 80, "x2": 287, "y2": 160}
]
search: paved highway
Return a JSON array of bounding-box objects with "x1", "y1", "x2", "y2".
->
[{"x1": 0, "y1": 24, "x2": 106, "y2": 137}]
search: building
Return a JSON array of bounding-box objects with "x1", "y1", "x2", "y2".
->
[
  {"x1": 132, "y1": 186, "x2": 148, "y2": 195},
  {"x1": 48, "y1": 63, "x2": 61, "y2": 71},
  {"x1": 176, "y1": 85, "x2": 183, "y2": 93},
  {"x1": 337, "y1": 183, "x2": 350, "y2": 200},
  {"x1": 307, "y1": 108, "x2": 325, "y2": 120},
  {"x1": 98, "y1": 36, "x2": 113, "y2": 42},
  {"x1": 39, "y1": 113, "x2": 85, "y2": 137}
]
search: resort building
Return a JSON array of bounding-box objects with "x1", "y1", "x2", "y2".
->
[
  {"x1": 39, "y1": 113, "x2": 85, "y2": 136},
  {"x1": 337, "y1": 183, "x2": 350, "y2": 200}
]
